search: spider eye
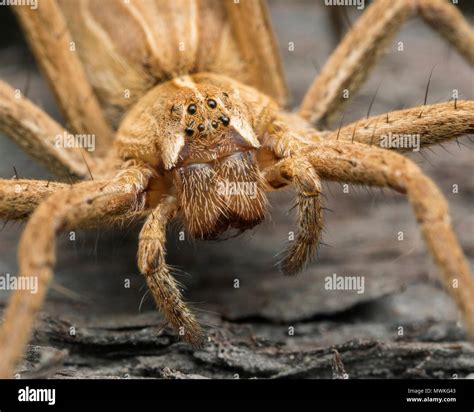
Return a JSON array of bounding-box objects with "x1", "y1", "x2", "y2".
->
[
  {"x1": 187, "y1": 104, "x2": 197, "y2": 115},
  {"x1": 219, "y1": 115, "x2": 230, "y2": 126},
  {"x1": 207, "y1": 99, "x2": 217, "y2": 109},
  {"x1": 185, "y1": 127, "x2": 194, "y2": 136},
  {"x1": 198, "y1": 124, "x2": 205, "y2": 132}
]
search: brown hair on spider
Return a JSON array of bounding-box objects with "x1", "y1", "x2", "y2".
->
[{"x1": 0, "y1": 0, "x2": 473, "y2": 379}]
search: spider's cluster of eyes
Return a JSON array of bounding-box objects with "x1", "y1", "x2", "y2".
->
[{"x1": 184, "y1": 98, "x2": 230, "y2": 137}]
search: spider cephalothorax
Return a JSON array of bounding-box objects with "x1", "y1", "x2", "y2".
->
[
  {"x1": 0, "y1": 0, "x2": 473, "y2": 379},
  {"x1": 116, "y1": 73, "x2": 274, "y2": 239}
]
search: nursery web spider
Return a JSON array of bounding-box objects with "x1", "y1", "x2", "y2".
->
[{"x1": 0, "y1": 0, "x2": 473, "y2": 378}]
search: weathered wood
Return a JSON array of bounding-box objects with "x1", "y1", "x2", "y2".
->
[{"x1": 11, "y1": 310, "x2": 473, "y2": 379}]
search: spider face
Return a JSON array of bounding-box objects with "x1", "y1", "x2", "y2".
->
[
  {"x1": 117, "y1": 75, "x2": 268, "y2": 239},
  {"x1": 170, "y1": 83, "x2": 256, "y2": 168}
]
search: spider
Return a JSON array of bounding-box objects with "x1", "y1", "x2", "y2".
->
[{"x1": 0, "y1": 0, "x2": 473, "y2": 378}]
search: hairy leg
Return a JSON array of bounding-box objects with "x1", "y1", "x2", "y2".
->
[
  {"x1": 12, "y1": 0, "x2": 113, "y2": 155},
  {"x1": 299, "y1": 0, "x2": 474, "y2": 125},
  {"x1": 325, "y1": 101, "x2": 474, "y2": 151},
  {"x1": 0, "y1": 179, "x2": 67, "y2": 220},
  {"x1": 418, "y1": 0, "x2": 474, "y2": 63},
  {"x1": 264, "y1": 159, "x2": 323, "y2": 275},
  {"x1": 137, "y1": 198, "x2": 205, "y2": 346},
  {"x1": 224, "y1": 0, "x2": 287, "y2": 105},
  {"x1": 0, "y1": 81, "x2": 97, "y2": 179},
  {"x1": 0, "y1": 164, "x2": 153, "y2": 378},
  {"x1": 267, "y1": 141, "x2": 474, "y2": 339}
]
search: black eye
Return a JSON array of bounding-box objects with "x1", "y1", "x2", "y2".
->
[
  {"x1": 219, "y1": 115, "x2": 230, "y2": 126},
  {"x1": 211, "y1": 121, "x2": 218, "y2": 129},
  {"x1": 185, "y1": 127, "x2": 194, "y2": 136},
  {"x1": 187, "y1": 104, "x2": 197, "y2": 115},
  {"x1": 207, "y1": 99, "x2": 217, "y2": 109},
  {"x1": 198, "y1": 124, "x2": 205, "y2": 132}
]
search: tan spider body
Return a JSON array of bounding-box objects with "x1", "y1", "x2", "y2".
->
[{"x1": 0, "y1": 0, "x2": 473, "y2": 377}]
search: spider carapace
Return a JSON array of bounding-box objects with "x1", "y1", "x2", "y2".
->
[{"x1": 116, "y1": 73, "x2": 315, "y2": 240}]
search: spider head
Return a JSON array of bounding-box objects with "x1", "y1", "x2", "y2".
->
[
  {"x1": 117, "y1": 75, "x2": 268, "y2": 239},
  {"x1": 169, "y1": 82, "x2": 260, "y2": 169}
]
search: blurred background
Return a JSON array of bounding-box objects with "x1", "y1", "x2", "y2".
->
[{"x1": 0, "y1": 0, "x2": 473, "y2": 378}]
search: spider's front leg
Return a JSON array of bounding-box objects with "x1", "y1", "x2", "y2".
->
[
  {"x1": 261, "y1": 112, "x2": 326, "y2": 275},
  {"x1": 267, "y1": 141, "x2": 474, "y2": 339},
  {"x1": 138, "y1": 198, "x2": 204, "y2": 346},
  {"x1": 0, "y1": 163, "x2": 153, "y2": 378},
  {"x1": 264, "y1": 158, "x2": 323, "y2": 276}
]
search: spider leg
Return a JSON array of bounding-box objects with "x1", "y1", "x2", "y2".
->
[
  {"x1": 0, "y1": 81, "x2": 98, "y2": 179},
  {"x1": 138, "y1": 198, "x2": 205, "y2": 346},
  {"x1": 419, "y1": 0, "x2": 474, "y2": 64},
  {"x1": 267, "y1": 141, "x2": 474, "y2": 339},
  {"x1": 299, "y1": 0, "x2": 474, "y2": 126},
  {"x1": 325, "y1": 101, "x2": 474, "y2": 151},
  {"x1": 0, "y1": 179, "x2": 67, "y2": 220},
  {"x1": 224, "y1": 0, "x2": 287, "y2": 105},
  {"x1": 0, "y1": 164, "x2": 153, "y2": 378},
  {"x1": 12, "y1": 0, "x2": 113, "y2": 155},
  {"x1": 264, "y1": 159, "x2": 323, "y2": 276}
]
